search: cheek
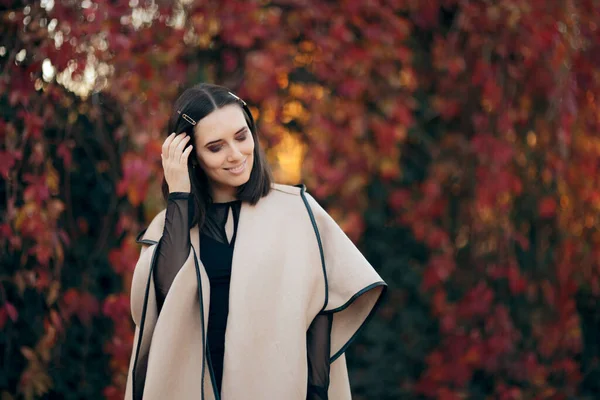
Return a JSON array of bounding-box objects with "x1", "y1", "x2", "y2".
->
[
  {"x1": 243, "y1": 136, "x2": 255, "y2": 155},
  {"x1": 197, "y1": 151, "x2": 225, "y2": 170}
]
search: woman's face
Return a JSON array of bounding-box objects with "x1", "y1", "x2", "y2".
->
[{"x1": 192, "y1": 104, "x2": 255, "y2": 200}]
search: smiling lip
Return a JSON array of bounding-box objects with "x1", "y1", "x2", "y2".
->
[{"x1": 225, "y1": 159, "x2": 247, "y2": 175}]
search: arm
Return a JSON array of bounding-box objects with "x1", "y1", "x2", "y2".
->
[
  {"x1": 153, "y1": 192, "x2": 194, "y2": 312},
  {"x1": 306, "y1": 313, "x2": 333, "y2": 399}
]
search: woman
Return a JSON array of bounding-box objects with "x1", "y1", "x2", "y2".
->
[{"x1": 125, "y1": 83, "x2": 386, "y2": 400}]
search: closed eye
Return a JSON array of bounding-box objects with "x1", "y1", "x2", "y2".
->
[{"x1": 207, "y1": 130, "x2": 248, "y2": 153}]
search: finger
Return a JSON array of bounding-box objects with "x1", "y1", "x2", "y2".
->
[
  {"x1": 163, "y1": 133, "x2": 177, "y2": 158},
  {"x1": 169, "y1": 133, "x2": 187, "y2": 159},
  {"x1": 180, "y1": 144, "x2": 193, "y2": 163},
  {"x1": 175, "y1": 135, "x2": 191, "y2": 156},
  {"x1": 162, "y1": 132, "x2": 176, "y2": 155},
  {"x1": 168, "y1": 133, "x2": 183, "y2": 157},
  {"x1": 171, "y1": 136, "x2": 187, "y2": 161}
]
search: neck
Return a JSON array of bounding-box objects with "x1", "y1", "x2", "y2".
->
[{"x1": 210, "y1": 182, "x2": 237, "y2": 203}]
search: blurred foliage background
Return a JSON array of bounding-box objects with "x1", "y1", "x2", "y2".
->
[{"x1": 2, "y1": 0, "x2": 600, "y2": 398}]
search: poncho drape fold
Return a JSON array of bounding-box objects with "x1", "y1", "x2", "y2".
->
[{"x1": 125, "y1": 184, "x2": 387, "y2": 400}]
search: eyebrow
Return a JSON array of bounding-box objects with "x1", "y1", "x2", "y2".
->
[{"x1": 204, "y1": 127, "x2": 248, "y2": 147}]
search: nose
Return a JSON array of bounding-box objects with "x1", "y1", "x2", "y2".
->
[{"x1": 227, "y1": 143, "x2": 244, "y2": 162}]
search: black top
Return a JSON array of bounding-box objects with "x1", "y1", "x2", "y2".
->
[
  {"x1": 199, "y1": 200, "x2": 240, "y2": 392},
  {"x1": 153, "y1": 192, "x2": 331, "y2": 399},
  {"x1": 154, "y1": 192, "x2": 240, "y2": 393}
]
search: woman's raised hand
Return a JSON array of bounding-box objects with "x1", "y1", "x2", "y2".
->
[{"x1": 161, "y1": 132, "x2": 194, "y2": 193}]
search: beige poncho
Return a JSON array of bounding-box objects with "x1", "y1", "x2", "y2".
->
[{"x1": 125, "y1": 184, "x2": 386, "y2": 399}]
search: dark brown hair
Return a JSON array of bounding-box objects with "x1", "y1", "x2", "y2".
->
[{"x1": 162, "y1": 83, "x2": 272, "y2": 227}]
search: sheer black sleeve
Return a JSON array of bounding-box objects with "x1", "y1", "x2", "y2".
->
[
  {"x1": 154, "y1": 192, "x2": 194, "y2": 312},
  {"x1": 306, "y1": 313, "x2": 333, "y2": 399}
]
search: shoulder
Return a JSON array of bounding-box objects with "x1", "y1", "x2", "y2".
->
[
  {"x1": 252, "y1": 183, "x2": 316, "y2": 216},
  {"x1": 136, "y1": 209, "x2": 166, "y2": 245},
  {"x1": 261, "y1": 183, "x2": 304, "y2": 206},
  {"x1": 267, "y1": 183, "x2": 323, "y2": 208},
  {"x1": 261, "y1": 183, "x2": 329, "y2": 219},
  {"x1": 270, "y1": 183, "x2": 303, "y2": 196}
]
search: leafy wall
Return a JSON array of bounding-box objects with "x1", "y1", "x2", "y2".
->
[{"x1": 1, "y1": 1, "x2": 599, "y2": 398}]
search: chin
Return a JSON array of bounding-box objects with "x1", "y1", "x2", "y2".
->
[
  {"x1": 220, "y1": 158, "x2": 253, "y2": 188},
  {"x1": 228, "y1": 172, "x2": 251, "y2": 187}
]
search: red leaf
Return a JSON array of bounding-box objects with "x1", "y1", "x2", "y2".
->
[
  {"x1": 77, "y1": 292, "x2": 100, "y2": 324},
  {"x1": 61, "y1": 288, "x2": 80, "y2": 319},
  {"x1": 457, "y1": 282, "x2": 494, "y2": 319},
  {"x1": 57, "y1": 142, "x2": 72, "y2": 168},
  {"x1": 539, "y1": 197, "x2": 557, "y2": 218},
  {"x1": 0, "y1": 308, "x2": 6, "y2": 329},
  {"x1": 388, "y1": 189, "x2": 411, "y2": 211},
  {"x1": 102, "y1": 294, "x2": 131, "y2": 321},
  {"x1": 0, "y1": 151, "x2": 16, "y2": 179},
  {"x1": 426, "y1": 228, "x2": 450, "y2": 249},
  {"x1": 50, "y1": 310, "x2": 63, "y2": 332},
  {"x1": 422, "y1": 254, "x2": 455, "y2": 290},
  {"x1": 108, "y1": 237, "x2": 139, "y2": 274},
  {"x1": 5, "y1": 302, "x2": 18, "y2": 322},
  {"x1": 118, "y1": 153, "x2": 152, "y2": 206}
]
